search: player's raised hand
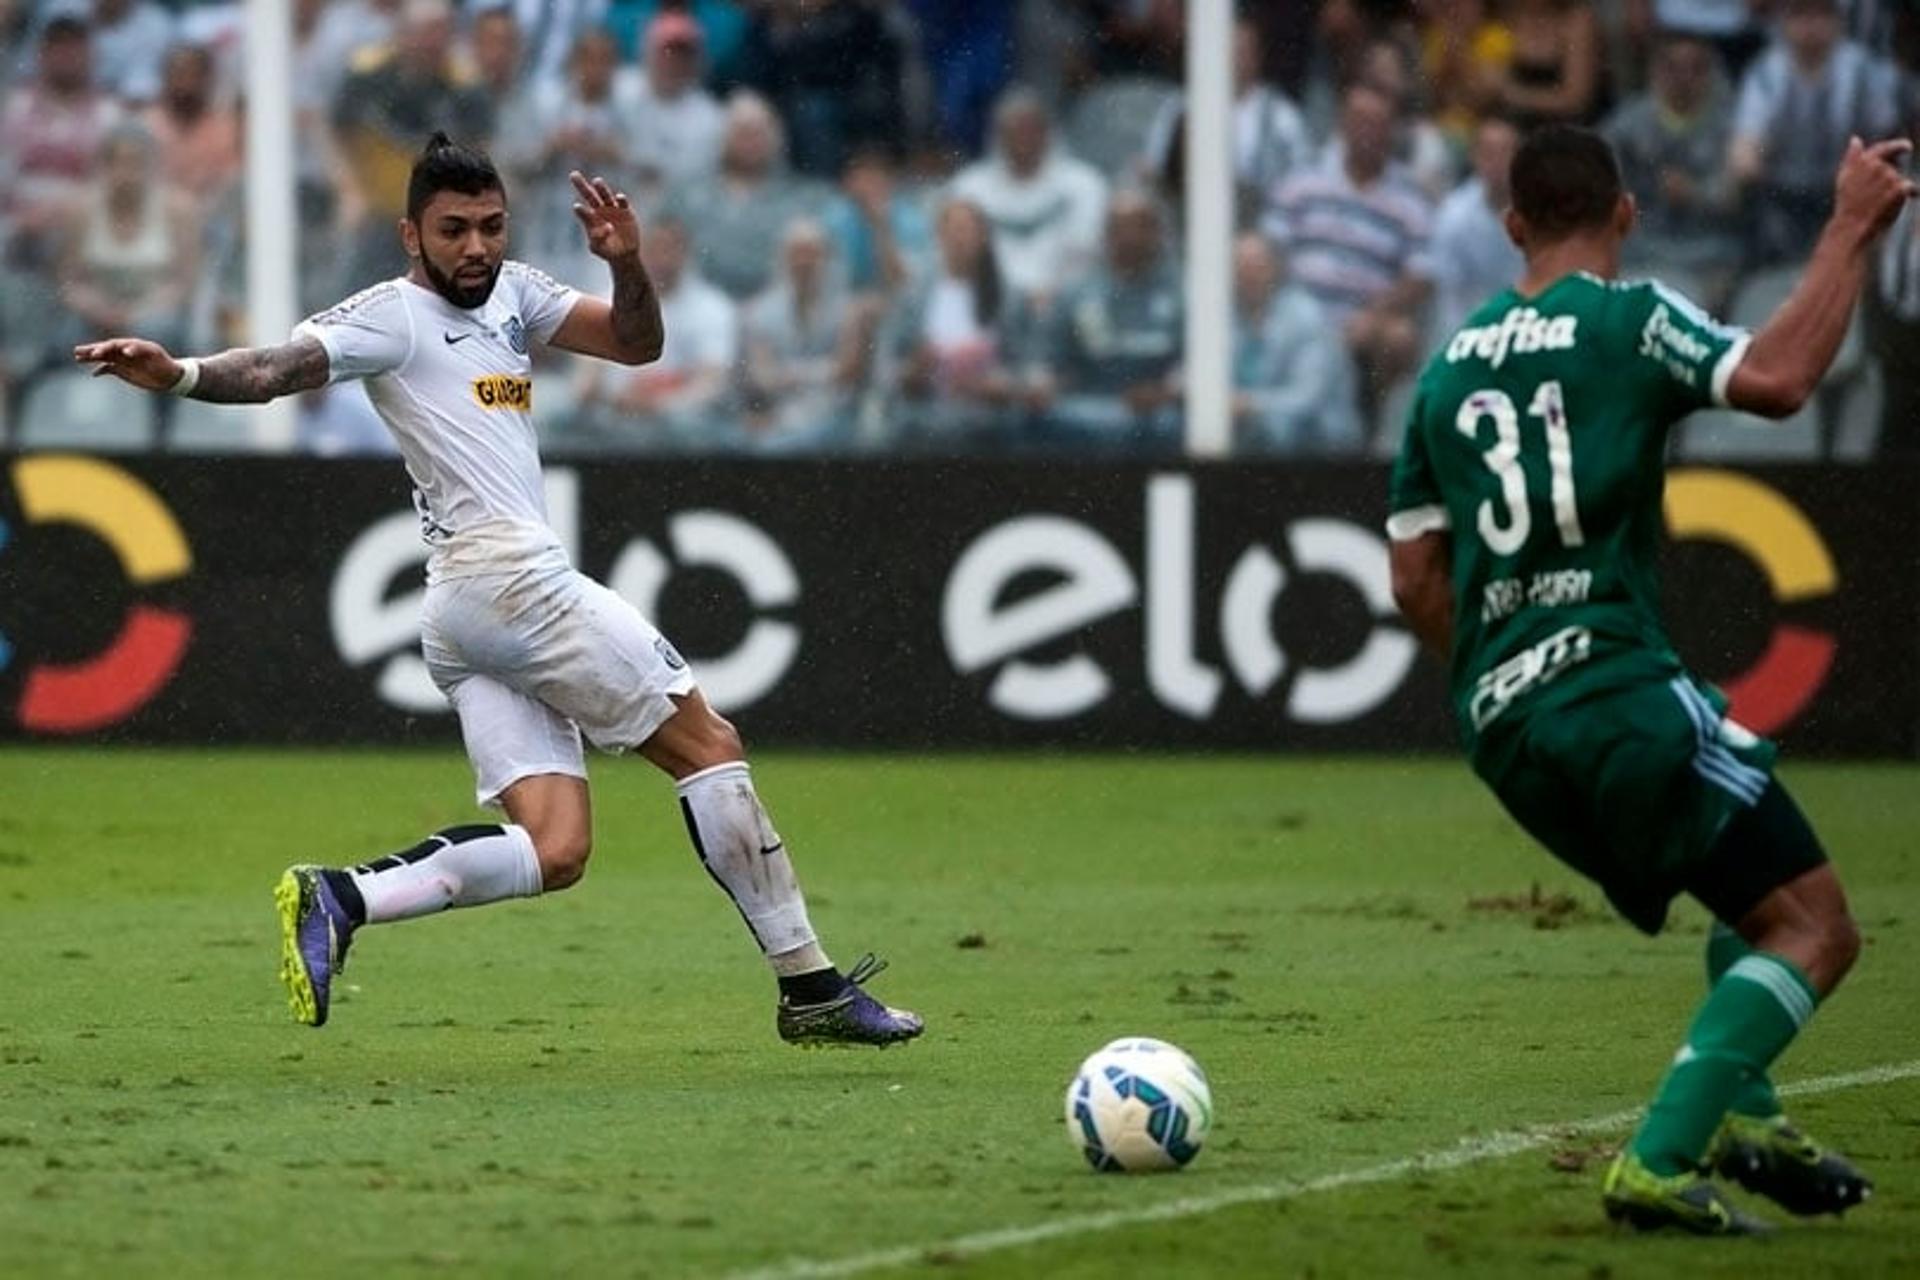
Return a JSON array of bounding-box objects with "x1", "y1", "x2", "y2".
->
[
  {"x1": 73, "y1": 338, "x2": 185, "y2": 392},
  {"x1": 1834, "y1": 136, "x2": 1917, "y2": 240},
  {"x1": 569, "y1": 170, "x2": 642, "y2": 262}
]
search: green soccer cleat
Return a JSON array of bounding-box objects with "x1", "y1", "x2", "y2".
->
[
  {"x1": 1601, "y1": 1152, "x2": 1773, "y2": 1236},
  {"x1": 1710, "y1": 1113, "x2": 1873, "y2": 1217}
]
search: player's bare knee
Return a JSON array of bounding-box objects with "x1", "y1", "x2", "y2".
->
[
  {"x1": 536, "y1": 827, "x2": 593, "y2": 892},
  {"x1": 681, "y1": 709, "x2": 744, "y2": 773},
  {"x1": 1822, "y1": 912, "x2": 1862, "y2": 983},
  {"x1": 706, "y1": 713, "x2": 744, "y2": 764}
]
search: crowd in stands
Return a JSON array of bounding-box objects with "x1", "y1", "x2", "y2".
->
[{"x1": 1, "y1": 0, "x2": 1917, "y2": 458}]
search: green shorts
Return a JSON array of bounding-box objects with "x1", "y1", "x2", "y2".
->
[{"x1": 1472, "y1": 674, "x2": 1824, "y2": 934}]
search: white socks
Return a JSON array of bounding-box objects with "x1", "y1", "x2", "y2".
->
[
  {"x1": 346, "y1": 823, "x2": 543, "y2": 924},
  {"x1": 337, "y1": 776, "x2": 826, "y2": 983},
  {"x1": 675, "y1": 762, "x2": 829, "y2": 976}
]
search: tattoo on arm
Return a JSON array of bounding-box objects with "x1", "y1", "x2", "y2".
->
[
  {"x1": 189, "y1": 336, "x2": 331, "y2": 404},
  {"x1": 609, "y1": 256, "x2": 663, "y2": 354}
]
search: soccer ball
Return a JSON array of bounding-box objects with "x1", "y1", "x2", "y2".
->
[{"x1": 1064, "y1": 1037, "x2": 1213, "y2": 1172}]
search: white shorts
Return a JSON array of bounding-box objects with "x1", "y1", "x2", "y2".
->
[{"x1": 421, "y1": 563, "x2": 697, "y2": 808}]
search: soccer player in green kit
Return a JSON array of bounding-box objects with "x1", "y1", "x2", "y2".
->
[{"x1": 1388, "y1": 125, "x2": 1915, "y2": 1235}]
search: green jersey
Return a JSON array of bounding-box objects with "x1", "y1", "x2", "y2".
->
[{"x1": 1388, "y1": 272, "x2": 1751, "y2": 752}]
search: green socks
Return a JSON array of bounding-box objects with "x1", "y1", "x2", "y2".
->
[
  {"x1": 1704, "y1": 922, "x2": 1784, "y2": 1120},
  {"x1": 1630, "y1": 944, "x2": 1817, "y2": 1176}
]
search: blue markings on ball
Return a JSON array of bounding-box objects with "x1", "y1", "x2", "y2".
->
[
  {"x1": 1072, "y1": 1084, "x2": 1121, "y2": 1171},
  {"x1": 1082, "y1": 1067, "x2": 1201, "y2": 1169}
]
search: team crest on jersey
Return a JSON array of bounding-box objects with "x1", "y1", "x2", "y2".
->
[
  {"x1": 471, "y1": 374, "x2": 532, "y2": 410},
  {"x1": 504, "y1": 314, "x2": 527, "y2": 354}
]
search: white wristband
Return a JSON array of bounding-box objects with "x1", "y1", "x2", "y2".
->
[{"x1": 169, "y1": 357, "x2": 201, "y2": 397}]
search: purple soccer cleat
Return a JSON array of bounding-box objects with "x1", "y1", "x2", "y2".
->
[
  {"x1": 273, "y1": 865, "x2": 356, "y2": 1027},
  {"x1": 776, "y1": 954, "x2": 925, "y2": 1049}
]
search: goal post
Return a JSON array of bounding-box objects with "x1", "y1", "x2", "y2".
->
[{"x1": 1183, "y1": 0, "x2": 1234, "y2": 459}]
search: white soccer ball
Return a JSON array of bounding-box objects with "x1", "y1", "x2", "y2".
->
[{"x1": 1064, "y1": 1036, "x2": 1213, "y2": 1172}]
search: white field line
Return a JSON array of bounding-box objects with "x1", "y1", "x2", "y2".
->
[{"x1": 731, "y1": 1059, "x2": 1920, "y2": 1280}]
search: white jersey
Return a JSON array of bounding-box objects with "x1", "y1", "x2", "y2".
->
[{"x1": 294, "y1": 261, "x2": 582, "y2": 580}]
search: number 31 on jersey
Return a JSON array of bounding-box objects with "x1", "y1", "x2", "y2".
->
[{"x1": 1456, "y1": 380, "x2": 1585, "y2": 555}]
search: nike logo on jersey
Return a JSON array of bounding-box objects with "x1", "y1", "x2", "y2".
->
[
  {"x1": 444, "y1": 331, "x2": 479, "y2": 345},
  {"x1": 759, "y1": 842, "x2": 786, "y2": 858}
]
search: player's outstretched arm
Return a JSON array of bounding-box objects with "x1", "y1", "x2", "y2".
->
[
  {"x1": 73, "y1": 336, "x2": 330, "y2": 404},
  {"x1": 1727, "y1": 137, "x2": 1915, "y2": 419},
  {"x1": 549, "y1": 170, "x2": 664, "y2": 366},
  {"x1": 1391, "y1": 532, "x2": 1455, "y2": 660}
]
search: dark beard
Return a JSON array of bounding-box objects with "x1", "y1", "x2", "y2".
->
[{"x1": 421, "y1": 255, "x2": 500, "y2": 309}]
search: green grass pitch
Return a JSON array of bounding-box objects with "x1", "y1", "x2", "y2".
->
[{"x1": 2, "y1": 749, "x2": 1916, "y2": 1278}]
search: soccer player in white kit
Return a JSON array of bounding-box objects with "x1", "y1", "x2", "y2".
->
[{"x1": 75, "y1": 134, "x2": 924, "y2": 1048}]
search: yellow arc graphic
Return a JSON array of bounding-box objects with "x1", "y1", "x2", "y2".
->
[
  {"x1": 1664, "y1": 469, "x2": 1834, "y2": 601},
  {"x1": 12, "y1": 455, "x2": 192, "y2": 583}
]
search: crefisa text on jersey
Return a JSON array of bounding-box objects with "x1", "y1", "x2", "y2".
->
[{"x1": 1445, "y1": 306, "x2": 1579, "y2": 369}]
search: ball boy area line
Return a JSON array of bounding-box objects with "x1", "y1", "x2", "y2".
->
[{"x1": 733, "y1": 1059, "x2": 1920, "y2": 1280}]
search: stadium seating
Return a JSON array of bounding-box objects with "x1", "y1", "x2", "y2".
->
[
  {"x1": 1830, "y1": 363, "x2": 1883, "y2": 463},
  {"x1": 168, "y1": 398, "x2": 253, "y2": 454},
  {"x1": 1726, "y1": 264, "x2": 1866, "y2": 383},
  {"x1": 15, "y1": 368, "x2": 156, "y2": 452},
  {"x1": 1063, "y1": 75, "x2": 1179, "y2": 178}
]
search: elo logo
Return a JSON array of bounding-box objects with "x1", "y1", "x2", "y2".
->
[
  {"x1": 1665, "y1": 469, "x2": 1835, "y2": 735},
  {"x1": 0, "y1": 456, "x2": 193, "y2": 732}
]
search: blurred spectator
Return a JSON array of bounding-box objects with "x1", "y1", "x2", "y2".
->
[
  {"x1": 1081, "y1": 0, "x2": 1185, "y2": 79},
  {"x1": 1624, "y1": 0, "x2": 1767, "y2": 81},
  {"x1": 140, "y1": 42, "x2": 240, "y2": 211},
  {"x1": 823, "y1": 143, "x2": 932, "y2": 297},
  {"x1": 2, "y1": 15, "x2": 120, "y2": 273},
  {"x1": 292, "y1": 0, "x2": 381, "y2": 315},
  {"x1": 1300, "y1": 0, "x2": 1418, "y2": 139},
  {"x1": 1729, "y1": 0, "x2": 1902, "y2": 266},
  {"x1": 1010, "y1": 0, "x2": 1095, "y2": 114},
  {"x1": 300, "y1": 0, "x2": 402, "y2": 113},
  {"x1": 56, "y1": 122, "x2": 197, "y2": 359},
  {"x1": 663, "y1": 91, "x2": 825, "y2": 302},
  {"x1": 618, "y1": 9, "x2": 725, "y2": 208},
  {"x1": 1232, "y1": 232, "x2": 1362, "y2": 455},
  {"x1": 738, "y1": 217, "x2": 877, "y2": 451},
  {"x1": 951, "y1": 87, "x2": 1108, "y2": 304},
  {"x1": 497, "y1": 28, "x2": 632, "y2": 292},
  {"x1": 465, "y1": 5, "x2": 525, "y2": 103},
  {"x1": 82, "y1": 0, "x2": 172, "y2": 103},
  {"x1": 608, "y1": 0, "x2": 751, "y2": 85},
  {"x1": 1265, "y1": 82, "x2": 1433, "y2": 405},
  {"x1": 1141, "y1": 13, "x2": 1314, "y2": 227},
  {"x1": 1866, "y1": 196, "x2": 1920, "y2": 458},
  {"x1": 331, "y1": 0, "x2": 495, "y2": 294},
  {"x1": 1424, "y1": 113, "x2": 1523, "y2": 338},
  {"x1": 1418, "y1": 0, "x2": 1512, "y2": 144},
  {"x1": 888, "y1": 196, "x2": 1014, "y2": 445},
  {"x1": 574, "y1": 215, "x2": 736, "y2": 445},
  {"x1": 1494, "y1": 0, "x2": 1604, "y2": 130},
  {"x1": 1604, "y1": 30, "x2": 1740, "y2": 291},
  {"x1": 905, "y1": 0, "x2": 1015, "y2": 153},
  {"x1": 738, "y1": 0, "x2": 908, "y2": 177},
  {"x1": 0, "y1": 0, "x2": 26, "y2": 102},
  {"x1": 1855, "y1": 0, "x2": 1920, "y2": 71},
  {"x1": 1017, "y1": 188, "x2": 1183, "y2": 452},
  {"x1": 492, "y1": 0, "x2": 609, "y2": 89},
  {"x1": 1344, "y1": 37, "x2": 1457, "y2": 199}
]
